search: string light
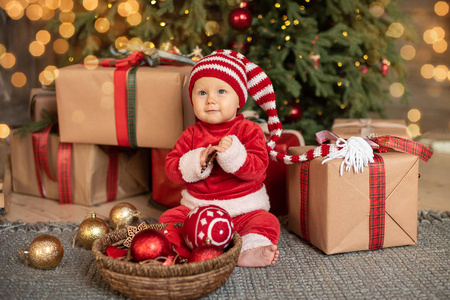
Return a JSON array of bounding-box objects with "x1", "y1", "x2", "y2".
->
[{"x1": 421, "y1": 64, "x2": 434, "y2": 79}]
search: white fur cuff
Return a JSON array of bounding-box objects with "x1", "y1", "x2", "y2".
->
[
  {"x1": 216, "y1": 135, "x2": 247, "y2": 174},
  {"x1": 179, "y1": 148, "x2": 213, "y2": 183},
  {"x1": 240, "y1": 233, "x2": 273, "y2": 253}
]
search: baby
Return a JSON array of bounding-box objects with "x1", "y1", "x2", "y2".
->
[{"x1": 159, "y1": 49, "x2": 284, "y2": 267}]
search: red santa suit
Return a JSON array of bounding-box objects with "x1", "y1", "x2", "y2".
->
[{"x1": 159, "y1": 114, "x2": 280, "y2": 252}]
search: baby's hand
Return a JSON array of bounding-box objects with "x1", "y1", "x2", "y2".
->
[
  {"x1": 200, "y1": 144, "x2": 215, "y2": 167},
  {"x1": 214, "y1": 136, "x2": 232, "y2": 153}
]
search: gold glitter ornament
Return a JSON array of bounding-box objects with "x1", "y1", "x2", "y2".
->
[
  {"x1": 109, "y1": 202, "x2": 140, "y2": 229},
  {"x1": 76, "y1": 213, "x2": 110, "y2": 249},
  {"x1": 19, "y1": 235, "x2": 64, "y2": 269}
]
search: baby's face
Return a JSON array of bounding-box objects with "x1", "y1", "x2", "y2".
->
[{"x1": 191, "y1": 77, "x2": 240, "y2": 124}]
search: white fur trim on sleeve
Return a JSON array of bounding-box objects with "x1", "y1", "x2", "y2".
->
[
  {"x1": 216, "y1": 135, "x2": 247, "y2": 174},
  {"x1": 240, "y1": 233, "x2": 273, "y2": 253},
  {"x1": 179, "y1": 148, "x2": 213, "y2": 183}
]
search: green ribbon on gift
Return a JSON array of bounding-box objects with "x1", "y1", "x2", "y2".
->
[{"x1": 127, "y1": 66, "x2": 139, "y2": 148}]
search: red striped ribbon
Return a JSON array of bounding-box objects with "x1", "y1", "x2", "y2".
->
[
  {"x1": 31, "y1": 124, "x2": 56, "y2": 197},
  {"x1": 368, "y1": 154, "x2": 386, "y2": 250},
  {"x1": 299, "y1": 161, "x2": 310, "y2": 243},
  {"x1": 57, "y1": 142, "x2": 73, "y2": 204},
  {"x1": 106, "y1": 147, "x2": 119, "y2": 202}
]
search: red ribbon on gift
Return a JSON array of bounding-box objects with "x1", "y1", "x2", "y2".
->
[
  {"x1": 299, "y1": 132, "x2": 433, "y2": 250},
  {"x1": 31, "y1": 124, "x2": 120, "y2": 204}
]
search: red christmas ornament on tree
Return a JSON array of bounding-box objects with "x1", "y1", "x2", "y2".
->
[
  {"x1": 285, "y1": 102, "x2": 303, "y2": 123},
  {"x1": 228, "y1": 7, "x2": 252, "y2": 31},
  {"x1": 228, "y1": 37, "x2": 249, "y2": 54},
  {"x1": 189, "y1": 244, "x2": 224, "y2": 263},
  {"x1": 130, "y1": 229, "x2": 170, "y2": 262},
  {"x1": 183, "y1": 205, "x2": 234, "y2": 250}
]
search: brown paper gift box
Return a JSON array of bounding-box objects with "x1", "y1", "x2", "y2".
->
[
  {"x1": 331, "y1": 118, "x2": 412, "y2": 140},
  {"x1": 10, "y1": 130, "x2": 150, "y2": 206},
  {"x1": 29, "y1": 88, "x2": 57, "y2": 122},
  {"x1": 55, "y1": 64, "x2": 195, "y2": 149},
  {"x1": 288, "y1": 146, "x2": 419, "y2": 255}
]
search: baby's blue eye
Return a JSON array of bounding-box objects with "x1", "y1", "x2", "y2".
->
[
  {"x1": 199, "y1": 91, "x2": 206, "y2": 95},
  {"x1": 218, "y1": 89, "x2": 226, "y2": 94}
]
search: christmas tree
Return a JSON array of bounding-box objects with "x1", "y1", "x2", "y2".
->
[{"x1": 18, "y1": 0, "x2": 417, "y2": 143}]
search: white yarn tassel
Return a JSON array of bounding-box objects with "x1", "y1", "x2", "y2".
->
[{"x1": 322, "y1": 137, "x2": 374, "y2": 176}]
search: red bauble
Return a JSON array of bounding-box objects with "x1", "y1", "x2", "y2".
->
[
  {"x1": 189, "y1": 244, "x2": 224, "y2": 263},
  {"x1": 228, "y1": 37, "x2": 249, "y2": 54},
  {"x1": 130, "y1": 229, "x2": 170, "y2": 262},
  {"x1": 381, "y1": 58, "x2": 390, "y2": 76},
  {"x1": 183, "y1": 205, "x2": 234, "y2": 250},
  {"x1": 228, "y1": 8, "x2": 252, "y2": 31},
  {"x1": 285, "y1": 103, "x2": 303, "y2": 123}
]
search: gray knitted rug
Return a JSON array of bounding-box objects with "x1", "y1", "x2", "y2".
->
[{"x1": 0, "y1": 211, "x2": 449, "y2": 300}]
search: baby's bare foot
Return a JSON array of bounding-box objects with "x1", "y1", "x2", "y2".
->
[{"x1": 237, "y1": 245, "x2": 279, "y2": 267}]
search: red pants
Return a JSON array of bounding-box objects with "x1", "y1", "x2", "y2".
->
[{"x1": 159, "y1": 206, "x2": 280, "y2": 250}]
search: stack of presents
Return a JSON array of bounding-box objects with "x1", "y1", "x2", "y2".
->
[{"x1": 7, "y1": 50, "x2": 433, "y2": 255}]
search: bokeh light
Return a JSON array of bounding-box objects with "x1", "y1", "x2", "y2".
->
[
  {"x1": 26, "y1": 4, "x2": 43, "y2": 21},
  {"x1": 407, "y1": 124, "x2": 421, "y2": 138},
  {"x1": 205, "y1": 21, "x2": 220, "y2": 36},
  {"x1": 386, "y1": 22, "x2": 404, "y2": 38},
  {"x1": 36, "y1": 30, "x2": 51, "y2": 45},
  {"x1": 400, "y1": 45, "x2": 416, "y2": 60},
  {"x1": 407, "y1": 108, "x2": 421, "y2": 122},
  {"x1": 59, "y1": 11, "x2": 75, "y2": 23},
  {"x1": 389, "y1": 82, "x2": 404, "y2": 97},
  {"x1": 0, "y1": 53, "x2": 16, "y2": 69},
  {"x1": 426, "y1": 84, "x2": 443, "y2": 98},
  {"x1": 420, "y1": 64, "x2": 434, "y2": 79},
  {"x1": 127, "y1": 12, "x2": 142, "y2": 26},
  {"x1": 11, "y1": 72, "x2": 27, "y2": 87},
  {"x1": 434, "y1": 65, "x2": 448, "y2": 82},
  {"x1": 46, "y1": 0, "x2": 62, "y2": 10},
  {"x1": 432, "y1": 39, "x2": 447, "y2": 53},
  {"x1": 84, "y1": 55, "x2": 99, "y2": 69},
  {"x1": 53, "y1": 38, "x2": 69, "y2": 54},
  {"x1": 59, "y1": 0, "x2": 74, "y2": 12},
  {"x1": 59, "y1": 22, "x2": 75, "y2": 38},
  {"x1": 95, "y1": 17, "x2": 110, "y2": 33},
  {"x1": 369, "y1": 2, "x2": 385, "y2": 18},
  {"x1": 5, "y1": 0, "x2": 25, "y2": 20},
  {"x1": 83, "y1": 0, "x2": 98, "y2": 11},
  {"x1": 434, "y1": 1, "x2": 449, "y2": 16},
  {"x1": 0, "y1": 124, "x2": 11, "y2": 139},
  {"x1": 29, "y1": 41, "x2": 45, "y2": 57},
  {"x1": 115, "y1": 36, "x2": 129, "y2": 50}
]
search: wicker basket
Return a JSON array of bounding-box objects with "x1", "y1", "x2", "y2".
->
[{"x1": 92, "y1": 223, "x2": 242, "y2": 300}]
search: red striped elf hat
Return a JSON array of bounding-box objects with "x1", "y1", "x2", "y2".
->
[{"x1": 189, "y1": 49, "x2": 374, "y2": 171}]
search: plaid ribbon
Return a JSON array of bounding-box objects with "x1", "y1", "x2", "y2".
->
[
  {"x1": 299, "y1": 161, "x2": 311, "y2": 243},
  {"x1": 372, "y1": 135, "x2": 433, "y2": 162},
  {"x1": 298, "y1": 132, "x2": 433, "y2": 250},
  {"x1": 31, "y1": 124, "x2": 56, "y2": 197},
  {"x1": 57, "y1": 142, "x2": 73, "y2": 204},
  {"x1": 369, "y1": 154, "x2": 386, "y2": 250},
  {"x1": 106, "y1": 148, "x2": 119, "y2": 202}
]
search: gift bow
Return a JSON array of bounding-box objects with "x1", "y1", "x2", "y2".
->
[{"x1": 101, "y1": 49, "x2": 196, "y2": 68}]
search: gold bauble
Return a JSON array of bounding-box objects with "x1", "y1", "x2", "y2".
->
[
  {"x1": 20, "y1": 235, "x2": 64, "y2": 269},
  {"x1": 109, "y1": 202, "x2": 140, "y2": 229},
  {"x1": 77, "y1": 213, "x2": 110, "y2": 249}
]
